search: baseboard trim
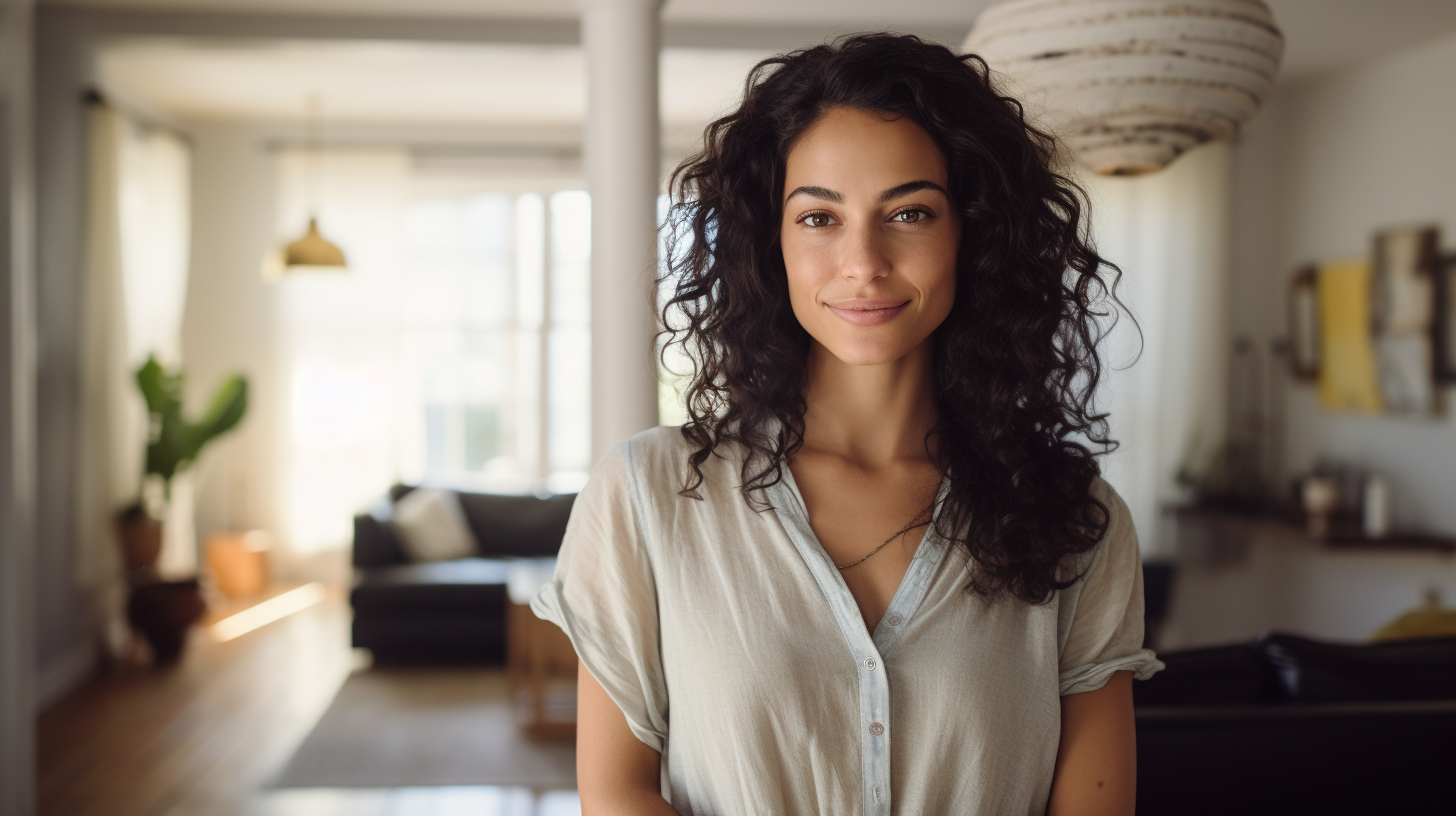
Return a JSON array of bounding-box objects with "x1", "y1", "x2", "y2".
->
[{"x1": 36, "y1": 640, "x2": 98, "y2": 712}]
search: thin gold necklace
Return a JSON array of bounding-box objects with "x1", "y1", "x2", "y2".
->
[{"x1": 835, "y1": 532, "x2": 900, "y2": 571}]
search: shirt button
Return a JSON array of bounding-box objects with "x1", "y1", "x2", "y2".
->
[
  {"x1": 868, "y1": 722, "x2": 884, "y2": 736},
  {"x1": 888, "y1": 616, "x2": 901, "y2": 626},
  {"x1": 864, "y1": 657, "x2": 877, "y2": 671}
]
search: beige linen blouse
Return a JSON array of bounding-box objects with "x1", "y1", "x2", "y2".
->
[{"x1": 531, "y1": 426, "x2": 1162, "y2": 816}]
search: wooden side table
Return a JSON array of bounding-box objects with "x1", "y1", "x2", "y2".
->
[{"x1": 505, "y1": 560, "x2": 577, "y2": 740}]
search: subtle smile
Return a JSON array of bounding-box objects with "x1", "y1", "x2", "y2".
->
[{"x1": 825, "y1": 299, "x2": 911, "y2": 326}]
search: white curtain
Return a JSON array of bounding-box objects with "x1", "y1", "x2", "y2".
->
[
  {"x1": 76, "y1": 103, "x2": 193, "y2": 585},
  {"x1": 1083, "y1": 142, "x2": 1232, "y2": 558}
]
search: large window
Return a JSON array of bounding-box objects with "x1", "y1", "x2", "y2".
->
[
  {"x1": 275, "y1": 149, "x2": 592, "y2": 551},
  {"x1": 396, "y1": 190, "x2": 591, "y2": 493}
]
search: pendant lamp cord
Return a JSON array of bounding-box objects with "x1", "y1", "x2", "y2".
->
[{"x1": 305, "y1": 93, "x2": 322, "y2": 222}]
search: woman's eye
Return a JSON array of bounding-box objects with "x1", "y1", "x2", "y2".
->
[
  {"x1": 803, "y1": 213, "x2": 833, "y2": 228},
  {"x1": 893, "y1": 209, "x2": 928, "y2": 224}
]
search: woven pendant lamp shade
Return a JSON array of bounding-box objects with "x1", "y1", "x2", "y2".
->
[{"x1": 964, "y1": 0, "x2": 1283, "y2": 176}]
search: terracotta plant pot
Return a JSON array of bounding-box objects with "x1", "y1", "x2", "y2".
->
[
  {"x1": 126, "y1": 579, "x2": 207, "y2": 665},
  {"x1": 115, "y1": 505, "x2": 163, "y2": 576}
]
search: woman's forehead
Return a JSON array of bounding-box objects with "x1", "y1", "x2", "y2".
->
[{"x1": 783, "y1": 107, "x2": 948, "y2": 198}]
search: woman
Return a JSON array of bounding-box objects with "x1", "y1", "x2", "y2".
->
[{"x1": 532, "y1": 33, "x2": 1162, "y2": 816}]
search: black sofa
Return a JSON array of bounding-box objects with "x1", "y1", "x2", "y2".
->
[
  {"x1": 1134, "y1": 632, "x2": 1456, "y2": 815},
  {"x1": 351, "y1": 485, "x2": 575, "y2": 663}
]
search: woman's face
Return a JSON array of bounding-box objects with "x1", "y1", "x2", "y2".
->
[{"x1": 780, "y1": 106, "x2": 959, "y2": 367}]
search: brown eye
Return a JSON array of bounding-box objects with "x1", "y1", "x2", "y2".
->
[
  {"x1": 805, "y1": 213, "x2": 832, "y2": 228},
  {"x1": 893, "y1": 209, "x2": 927, "y2": 224}
]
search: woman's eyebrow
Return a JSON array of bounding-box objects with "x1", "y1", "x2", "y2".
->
[
  {"x1": 783, "y1": 180, "x2": 949, "y2": 205},
  {"x1": 878, "y1": 180, "x2": 949, "y2": 203},
  {"x1": 784, "y1": 185, "x2": 843, "y2": 204}
]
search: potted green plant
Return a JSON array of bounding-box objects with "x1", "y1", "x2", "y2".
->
[{"x1": 115, "y1": 355, "x2": 248, "y2": 663}]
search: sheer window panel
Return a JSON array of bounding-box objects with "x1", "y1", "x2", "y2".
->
[
  {"x1": 514, "y1": 193, "x2": 546, "y2": 485},
  {"x1": 397, "y1": 192, "x2": 528, "y2": 494}
]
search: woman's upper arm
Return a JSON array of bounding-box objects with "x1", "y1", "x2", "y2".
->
[
  {"x1": 577, "y1": 661, "x2": 678, "y2": 816},
  {"x1": 528, "y1": 441, "x2": 675, "y2": 813},
  {"x1": 1047, "y1": 670, "x2": 1136, "y2": 816}
]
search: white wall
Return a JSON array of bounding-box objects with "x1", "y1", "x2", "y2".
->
[
  {"x1": 1232, "y1": 29, "x2": 1456, "y2": 533},
  {"x1": 1169, "y1": 28, "x2": 1456, "y2": 648},
  {"x1": 2, "y1": 0, "x2": 38, "y2": 807},
  {"x1": 179, "y1": 121, "x2": 290, "y2": 574},
  {"x1": 32, "y1": 2, "x2": 109, "y2": 713}
]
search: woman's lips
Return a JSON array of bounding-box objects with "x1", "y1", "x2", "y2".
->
[{"x1": 825, "y1": 300, "x2": 910, "y2": 326}]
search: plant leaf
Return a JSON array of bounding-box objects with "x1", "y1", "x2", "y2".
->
[{"x1": 181, "y1": 376, "x2": 249, "y2": 463}]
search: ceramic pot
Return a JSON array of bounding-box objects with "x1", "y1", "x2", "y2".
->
[
  {"x1": 126, "y1": 579, "x2": 206, "y2": 665},
  {"x1": 115, "y1": 507, "x2": 163, "y2": 575},
  {"x1": 1302, "y1": 476, "x2": 1340, "y2": 538}
]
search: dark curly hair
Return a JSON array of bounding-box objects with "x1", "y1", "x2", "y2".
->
[{"x1": 659, "y1": 33, "x2": 1125, "y2": 604}]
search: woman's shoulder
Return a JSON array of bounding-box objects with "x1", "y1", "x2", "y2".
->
[
  {"x1": 610, "y1": 425, "x2": 694, "y2": 482},
  {"x1": 1087, "y1": 476, "x2": 1134, "y2": 538},
  {"x1": 1088, "y1": 475, "x2": 1127, "y2": 518},
  {"x1": 620, "y1": 424, "x2": 695, "y2": 458},
  {"x1": 603, "y1": 424, "x2": 746, "y2": 503},
  {"x1": 1077, "y1": 475, "x2": 1140, "y2": 570}
]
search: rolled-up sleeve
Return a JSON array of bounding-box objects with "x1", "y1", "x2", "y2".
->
[
  {"x1": 530, "y1": 439, "x2": 669, "y2": 752},
  {"x1": 1056, "y1": 478, "x2": 1165, "y2": 696}
]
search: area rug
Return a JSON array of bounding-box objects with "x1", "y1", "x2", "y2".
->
[{"x1": 272, "y1": 668, "x2": 576, "y2": 789}]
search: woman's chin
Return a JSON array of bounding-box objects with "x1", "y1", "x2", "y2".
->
[{"x1": 819, "y1": 338, "x2": 921, "y2": 368}]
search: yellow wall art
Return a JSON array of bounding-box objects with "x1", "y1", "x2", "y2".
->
[{"x1": 1317, "y1": 258, "x2": 1384, "y2": 413}]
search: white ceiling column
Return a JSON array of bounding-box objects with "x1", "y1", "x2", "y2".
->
[{"x1": 580, "y1": 0, "x2": 664, "y2": 463}]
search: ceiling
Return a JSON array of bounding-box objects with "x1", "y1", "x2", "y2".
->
[
  {"x1": 99, "y1": 40, "x2": 770, "y2": 127},
  {"x1": 90, "y1": 0, "x2": 1456, "y2": 127}
]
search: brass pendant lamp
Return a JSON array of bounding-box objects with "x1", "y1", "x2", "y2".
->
[{"x1": 262, "y1": 95, "x2": 348, "y2": 279}]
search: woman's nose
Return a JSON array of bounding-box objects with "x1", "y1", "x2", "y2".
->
[{"x1": 839, "y1": 219, "x2": 891, "y2": 282}]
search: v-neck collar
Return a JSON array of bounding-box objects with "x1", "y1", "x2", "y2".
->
[{"x1": 768, "y1": 465, "x2": 950, "y2": 661}]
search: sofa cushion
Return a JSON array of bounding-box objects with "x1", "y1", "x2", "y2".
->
[
  {"x1": 456, "y1": 492, "x2": 575, "y2": 558},
  {"x1": 351, "y1": 558, "x2": 512, "y2": 612},
  {"x1": 1133, "y1": 643, "x2": 1280, "y2": 706},
  {"x1": 390, "y1": 488, "x2": 477, "y2": 562},
  {"x1": 1258, "y1": 632, "x2": 1456, "y2": 702},
  {"x1": 383, "y1": 486, "x2": 575, "y2": 558}
]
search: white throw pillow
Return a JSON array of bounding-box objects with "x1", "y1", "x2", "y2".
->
[{"x1": 389, "y1": 488, "x2": 477, "y2": 563}]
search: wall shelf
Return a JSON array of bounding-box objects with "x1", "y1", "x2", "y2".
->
[{"x1": 1168, "y1": 504, "x2": 1456, "y2": 555}]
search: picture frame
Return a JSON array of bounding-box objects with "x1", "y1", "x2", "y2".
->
[
  {"x1": 1370, "y1": 225, "x2": 1440, "y2": 414},
  {"x1": 1287, "y1": 265, "x2": 1320, "y2": 381},
  {"x1": 1436, "y1": 253, "x2": 1456, "y2": 383}
]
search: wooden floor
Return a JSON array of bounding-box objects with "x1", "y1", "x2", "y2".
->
[{"x1": 37, "y1": 590, "x2": 580, "y2": 816}]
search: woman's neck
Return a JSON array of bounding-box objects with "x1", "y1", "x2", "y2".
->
[{"x1": 799, "y1": 337, "x2": 940, "y2": 468}]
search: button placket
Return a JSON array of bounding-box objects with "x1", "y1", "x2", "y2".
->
[
  {"x1": 769, "y1": 468, "x2": 951, "y2": 816},
  {"x1": 858, "y1": 647, "x2": 891, "y2": 816}
]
